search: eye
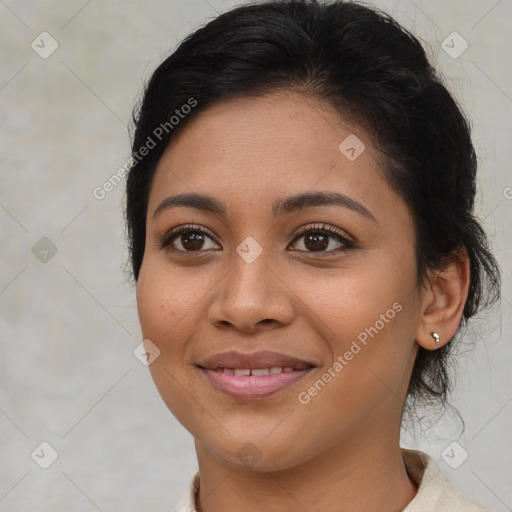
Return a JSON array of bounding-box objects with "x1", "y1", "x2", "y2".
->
[
  {"x1": 158, "y1": 222, "x2": 355, "y2": 254},
  {"x1": 157, "y1": 224, "x2": 220, "y2": 252},
  {"x1": 289, "y1": 223, "x2": 355, "y2": 253}
]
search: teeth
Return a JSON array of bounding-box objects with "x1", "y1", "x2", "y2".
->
[
  {"x1": 221, "y1": 367, "x2": 297, "y2": 375},
  {"x1": 251, "y1": 368, "x2": 270, "y2": 376}
]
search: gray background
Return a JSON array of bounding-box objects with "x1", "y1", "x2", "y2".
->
[{"x1": 0, "y1": 0, "x2": 510, "y2": 510}]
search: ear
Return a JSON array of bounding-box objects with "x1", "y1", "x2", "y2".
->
[{"x1": 415, "y1": 247, "x2": 470, "y2": 351}]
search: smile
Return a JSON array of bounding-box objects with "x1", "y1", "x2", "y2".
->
[
  {"x1": 214, "y1": 367, "x2": 296, "y2": 375},
  {"x1": 200, "y1": 366, "x2": 314, "y2": 399}
]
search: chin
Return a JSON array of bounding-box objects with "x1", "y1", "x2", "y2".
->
[{"x1": 200, "y1": 431, "x2": 314, "y2": 473}]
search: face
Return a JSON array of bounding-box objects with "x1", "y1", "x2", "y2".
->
[{"x1": 136, "y1": 90, "x2": 423, "y2": 472}]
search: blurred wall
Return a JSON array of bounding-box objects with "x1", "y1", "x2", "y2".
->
[{"x1": 1, "y1": 0, "x2": 510, "y2": 510}]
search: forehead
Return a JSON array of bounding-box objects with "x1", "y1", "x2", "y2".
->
[
  {"x1": 160, "y1": 90, "x2": 371, "y2": 172},
  {"x1": 148, "y1": 91, "x2": 408, "y2": 227}
]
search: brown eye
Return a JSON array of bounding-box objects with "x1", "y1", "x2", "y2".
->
[
  {"x1": 158, "y1": 225, "x2": 220, "y2": 252},
  {"x1": 180, "y1": 232, "x2": 207, "y2": 251},
  {"x1": 290, "y1": 224, "x2": 354, "y2": 253},
  {"x1": 303, "y1": 233, "x2": 329, "y2": 251}
]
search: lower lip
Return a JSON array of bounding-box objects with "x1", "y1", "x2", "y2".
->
[{"x1": 200, "y1": 368, "x2": 313, "y2": 399}]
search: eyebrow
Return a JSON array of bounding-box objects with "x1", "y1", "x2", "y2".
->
[{"x1": 152, "y1": 191, "x2": 376, "y2": 221}]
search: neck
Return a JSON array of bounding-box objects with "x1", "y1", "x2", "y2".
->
[{"x1": 194, "y1": 425, "x2": 417, "y2": 512}]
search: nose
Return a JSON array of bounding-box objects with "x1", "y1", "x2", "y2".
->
[{"x1": 207, "y1": 250, "x2": 295, "y2": 334}]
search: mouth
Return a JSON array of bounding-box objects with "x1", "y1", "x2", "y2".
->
[{"x1": 197, "y1": 350, "x2": 316, "y2": 399}]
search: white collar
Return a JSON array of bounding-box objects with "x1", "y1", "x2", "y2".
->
[{"x1": 172, "y1": 448, "x2": 489, "y2": 512}]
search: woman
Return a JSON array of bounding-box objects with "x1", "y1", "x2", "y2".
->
[{"x1": 125, "y1": 1, "x2": 500, "y2": 510}]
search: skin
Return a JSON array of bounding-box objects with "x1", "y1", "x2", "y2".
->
[{"x1": 136, "y1": 90, "x2": 470, "y2": 512}]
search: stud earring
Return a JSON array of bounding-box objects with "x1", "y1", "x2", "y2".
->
[{"x1": 431, "y1": 332, "x2": 440, "y2": 345}]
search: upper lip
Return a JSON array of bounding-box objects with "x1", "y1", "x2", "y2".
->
[{"x1": 198, "y1": 350, "x2": 316, "y2": 370}]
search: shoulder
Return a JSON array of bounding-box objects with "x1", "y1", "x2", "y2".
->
[
  {"x1": 401, "y1": 448, "x2": 492, "y2": 512},
  {"x1": 441, "y1": 480, "x2": 492, "y2": 511},
  {"x1": 172, "y1": 471, "x2": 199, "y2": 512}
]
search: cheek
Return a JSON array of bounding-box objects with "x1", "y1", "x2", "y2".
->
[
  {"x1": 135, "y1": 260, "x2": 195, "y2": 407},
  {"x1": 292, "y1": 254, "x2": 416, "y2": 346},
  {"x1": 135, "y1": 260, "x2": 202, "y2": 422},
  {"x1": 291, "y1": 252, "x2": 419, "y2": 406},
  {"x1": 136, "y1": 256, "x2": 204, "y2": 342}
]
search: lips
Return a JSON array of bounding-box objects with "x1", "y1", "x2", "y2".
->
[
  {"x1": 197, "y1": 350, "x2": 316, "y2": 399},
  {"x1": 197, "y1": 350, "x2": 315, "y2": 371}
]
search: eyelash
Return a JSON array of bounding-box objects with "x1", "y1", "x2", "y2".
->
[{"x1": 157, "y1": 223, "x2": 356, "y2": 254}]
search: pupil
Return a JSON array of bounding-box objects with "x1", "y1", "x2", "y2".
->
[
  {"x1": 183, "y1": 233, "x2": 204, "y2": 250},
  {"x1": 305, "y1": 233, "x2": 328, "y2": 251}
]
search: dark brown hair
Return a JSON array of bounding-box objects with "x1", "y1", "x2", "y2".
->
[{"x1": 125, "y1": 0, "x2": 500, "y2": 413}]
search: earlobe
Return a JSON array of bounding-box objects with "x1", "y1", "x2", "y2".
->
[
  {"x1": 415, "y1": 247, "x2": 470, "y2": 351},
  {"x1": 431, "y1": 332, "x2": 440, "y2": 345}
]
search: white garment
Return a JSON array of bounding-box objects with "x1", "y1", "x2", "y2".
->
[{"x1": 172, "y1": 448, "x2": 491, "y2": 511}]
